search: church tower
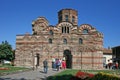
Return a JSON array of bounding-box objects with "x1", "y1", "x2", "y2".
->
[{"x1": 58, "y1": 9, "x2": 78, "y2": 25}]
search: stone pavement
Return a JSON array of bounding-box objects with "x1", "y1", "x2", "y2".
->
[{"x1": 0, "y1": 68, "x2": 62, "y2": 80}]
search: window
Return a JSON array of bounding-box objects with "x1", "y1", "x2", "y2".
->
[
  {"x1": 62, "y1": 26, "x2": 69, "y2": 33},
  {"x1": 62, "y1": 27, "x2": 63, "y2": 33},
  {"x1": 67, "y1": 27, "x2": 69, "y2": 33},
  {"x1": 83, "y1": 29, "x2": 88, "y2": 34},
  {"x1": 62, "y1": 27, "x2": 65, "y2": 33},
  {"x1": 65, "y1": 15, "x2": 68, "y2": 21},
  {"x1": 72, "y1": 16, "x2": 75, "y2": 23},
  {"x1": 79, "y1": 38, "x2": 83, "y2": 44},
  {"x1": 63, "y1": 38, "x2": 67, "y2": 44},
  {"x1": 49, "y1": 30, "x2": 53, "y2": 35},
  {"x1": 65, "y1": 26, "x2": 66, "y2": 33},
  {"x1": 49, "y1": 38, "x2": 52, "y2": 44}
]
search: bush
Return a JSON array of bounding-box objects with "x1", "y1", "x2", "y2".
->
[
  {"x1": 3, "y1": 63, "x2": 11, "y2": 66},
  {"x1": 89, "y1": 72, "x2": 120, "y2": 80},
  {"x1": 47, "y1": 74, "x2": 73, "y2": 80}
]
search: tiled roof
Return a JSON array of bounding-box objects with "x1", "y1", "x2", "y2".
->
[{"x1": 103, "y1": 48, "x2": 112, "y2": 54}]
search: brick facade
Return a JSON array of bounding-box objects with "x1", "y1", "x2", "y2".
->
[{"x1": 15, "y1": 9, "x2": 103, "y2": 69}]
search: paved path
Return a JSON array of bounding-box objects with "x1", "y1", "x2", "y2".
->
[{"x1": 0, "y1": 68, "x2": 62, "y2": 80}]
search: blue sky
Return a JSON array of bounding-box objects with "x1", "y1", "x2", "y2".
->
[{"x1": 0, "y1": 0, "x2": 120, "y2": 49}]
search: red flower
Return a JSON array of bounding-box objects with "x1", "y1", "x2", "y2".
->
[
  {"x1": 88, "y1": 73, "x2": 94, "y2": 78},
  {"x1": 0, "y1": 68, "x2": 9, "y2": 70},
  {"x1": 75, "y1": 70, "x2": 94, "y2": 79},
  {"x1": 76, "y1": 71, "x2": 85, "y2": 77}
]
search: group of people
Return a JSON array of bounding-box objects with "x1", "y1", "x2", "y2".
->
[
  {"x1": 105, "y1": 60, "x2": 119, "y2": 69},
  {"x1": 107, "y1": 62, "x2": 119, "y2": 69},
  {"x1": 52, "y1": 58, "x2": 66, "y2": 71},
  {"x1": 43, "y1": 57, "x2": 66, "y2": 73}
]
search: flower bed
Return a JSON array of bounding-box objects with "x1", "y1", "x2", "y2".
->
[
  {"x1": 89, "y1": 72, "x2": 120, "y2": 80},
  {"x1": 47, "y1": 70, "x2": 120, "y2": 80},
  {"x1": 0, "y1": 67, "x2": 9, "y2": 70},
  {"x1": 71, "y1": 70, "x2": 94, "y2": 80}
]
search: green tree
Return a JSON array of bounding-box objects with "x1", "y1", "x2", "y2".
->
[{"x1": 0, "y1": 41, "x2": 14, "y2": 62}]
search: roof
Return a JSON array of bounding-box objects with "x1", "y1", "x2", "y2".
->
[
  {"x1": 103, "y1": 48, "x2": 112, "y2": 54},
  {"x1": 112, "y1": 45, "x2": 120, "y2": 49}
]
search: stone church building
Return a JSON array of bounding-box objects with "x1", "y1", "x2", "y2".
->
[{"x1": 15, "y1": 8, "x2": 103, "y2": 69}]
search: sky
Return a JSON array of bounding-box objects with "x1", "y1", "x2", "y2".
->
[{"x1": 0, "y1": 0, "x2": 120, "y2": 49}]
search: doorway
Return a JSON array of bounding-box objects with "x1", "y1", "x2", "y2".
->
[
  {"x1": 63, "y1": 49, "x2": 72, "y2": 69},
  {"x1": 35, "y1": 53, "x2": 40, "y2": 67},
  {"x1": 36, "y1": 54, "x2": 39, "y2": 66}
]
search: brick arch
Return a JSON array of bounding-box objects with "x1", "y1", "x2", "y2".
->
[
  {"x1": 79, "y1": 24, "x2": 95, "y2": 33},
  {"x1": 56, "y1": 22, "x2": 73, "y2": 28},
  {"x1": 59, "y1": 35, "x2": 71, "y2": 44},
  {"x1": 33, "y1": 17, "x2": 49, "y2": 27},
  {"x1": 56, "y1": 22, "x2": 74, "y2": 34}
]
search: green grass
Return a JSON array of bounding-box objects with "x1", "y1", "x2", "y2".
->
[
  {"x1": 0, "y1": 65, "x2": 30, "y2": 75},
  {"x1": 55, "y1": 69, "x2": 78, "y2": 76},
  {"x1": 55, "y1": 69, "x2": 120, "y2": 77},
  {"x1": 81, "y1": 69, "x2": 120, "y2": 75},
  {"x1": 47, "y1": 69, "x2": 120, "y2": 80}
]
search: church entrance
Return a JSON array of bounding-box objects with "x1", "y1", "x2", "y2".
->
[{"x1": 63, "y1": 49, "x2": 72, "y2": 69}]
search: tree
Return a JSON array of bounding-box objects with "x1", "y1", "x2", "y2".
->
[{"x1": 0, "y1": 41, "x2": 14, "y2": 62}]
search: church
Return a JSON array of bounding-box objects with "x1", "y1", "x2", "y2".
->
[{"x1": 15, "y1": 8, "x2": 103, "y2": 69}]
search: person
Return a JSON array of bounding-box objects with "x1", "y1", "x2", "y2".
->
[
  {"x1": 59, "y1": 58, "x2": 62, "y2": 69},
  {"x1": 108, "y1": 60, "x2": 112, "y2": 69},
  {"x1": 56, "y1": 59, "x2": 60, "y2": 71},
  {"x1": 115, "y1": 62, "x2": 118, "y2": 69},
  {"x1": 62, "y1": 59, "x2": 66, "y2": 70},
  {"x1": 52, "y1": 58, "x2": 56, "y2": 70},
  {"x1": 43, "y1": 59, "x2": 48, "y2": 73}
]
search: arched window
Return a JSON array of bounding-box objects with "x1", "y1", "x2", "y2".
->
[
  {"x1": 65, "y1": 15, "x2": 68, "y2": 21},
  {"x1": 62, "y1": 27, "x2": 65, "y2": 33},
  {"x1": 67, "y1": 27, "x2": 69, "y2": 33},
  {"x1": 49, "y1": 30, "x2": 53, "y2": 35},
  {"x1": 65, "y1": 26, "x2": 66, "y2": 33},
  {"x1": 62, "y1": 26, "x2": 69, "y2": 33},
  {"x1": 63, "y1": 38, "x2": 67, "y2": 44},
  {"x1": 49, "y1": 38, "x2": 52, "y2": 44},
  {"x1": 83, "y1": 29, "x2": 88, "y2": 34},
  {"x1": 79, "y1": 38, "x2": 83, "y2": 44},
  {"x1": 72, "y1": 16, "x2": 75, "y2": 23}
]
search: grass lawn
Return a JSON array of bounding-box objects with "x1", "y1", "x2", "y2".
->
[
  {"x1": 55, "y1": 69, "x2": 78, "y2": 76},
  {"x1": 81, "y1": 69, "x2": 120, "y2": 75},
  {"x1": 47, "y1": 69, "x2": 120, "y2": 80},
  {"x1": 56, "y1": 69, "x2": 120, "y2": 76},
  {"x1": 0, "y1": 65, "x2": 30, "y2": 76}
]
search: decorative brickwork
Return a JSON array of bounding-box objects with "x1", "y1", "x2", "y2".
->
[{"x1": 15, "y1": 9, "x2": 103, "y2": 69}]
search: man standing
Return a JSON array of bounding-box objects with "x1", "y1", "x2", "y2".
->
[
  {"x1": 43, "y1": 59, "x2": 48, "y2": 73},
  {"x1": 56, "y1": 59, "x2": 60, "y2": 71}
]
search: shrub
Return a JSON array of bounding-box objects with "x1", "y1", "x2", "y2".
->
[
  {"x1": 89, "y1": 72, "x2": 120, "y2": 80},
  {"x1": 47, "y1": 74, "x2": 73, "y2": 80}
]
